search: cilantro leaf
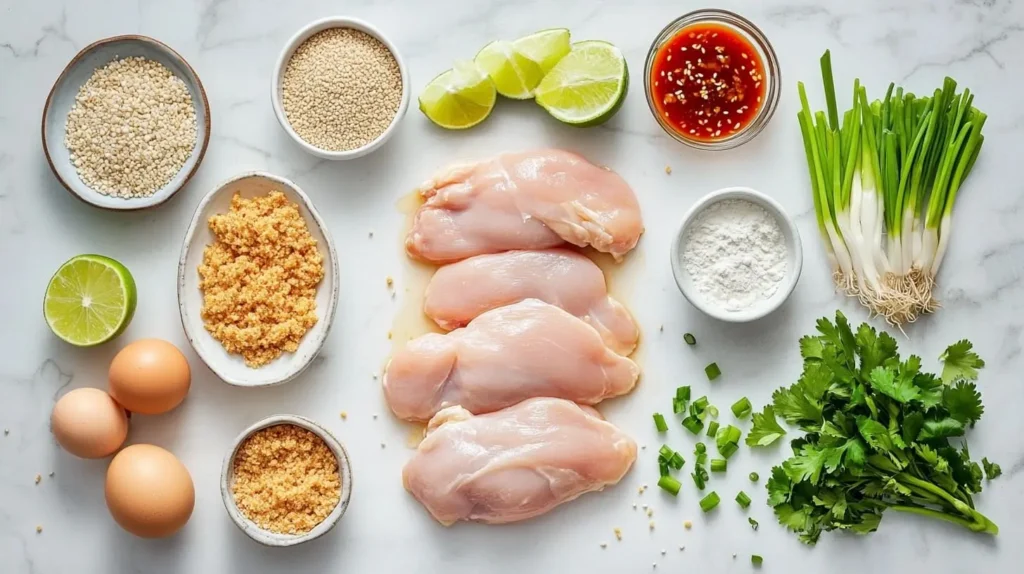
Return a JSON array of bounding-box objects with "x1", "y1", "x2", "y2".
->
[
  {"x1": 772, "y1": 362, "x2": 831, "y2": 426},
  {"x1": 800, "y1": 335, "x2": 824, "y2": 360},
  {"x1": 902, "y1": 411, "x2": 924, "y2": 444},
  {"x1": 784, "y1": 445, "x2": 829, "y2": 484},
  {"x1": 917, "y1": 417, "x2": 965, "y2": 440},
  {"x1": 867, "y1": 366, "x2": 919, "y2": 403},
  {"x1": 940, "y1": 340, "x2": 985, "y2": 383},
  {"x1": 982, "y1": 458, "x2": 1002, "y2": 480},
  {"x1": 855, "y1": 323, "x2": 898, "y2": 375},
  {"x1": 747, "y1": 405, "x2": 787, "y2": 447},
  {"x1": 775, "y1": 504, "x2": 814, "y2": 533},
  {"x1": 766, "y1": 465, "x2": 792, "y2": 506},
  {"x1": 943, "y1": 380, "x2": 984, "y2": 425},
  {"x1": 856, "y1": 417, "x2": 894, "y2": 452}
]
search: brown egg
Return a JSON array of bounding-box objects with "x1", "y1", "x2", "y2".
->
[
  {"x1": 109, "y1": 339, "x2": 191, "y2": 415},
  {"x1": 105, "y1": 444, "x2": 195, "y2": 538},
  {"x1": 51, "y1": 388, "x2": 128, "y2": 459}
]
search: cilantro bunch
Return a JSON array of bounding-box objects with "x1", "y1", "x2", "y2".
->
[{"x1": 763, "y1": 311, "x2": 997, "y2": 544}]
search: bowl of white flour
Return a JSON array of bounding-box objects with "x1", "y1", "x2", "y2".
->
[{"x1": 671, "y1": 187, "x2": 802, "y2": 322}]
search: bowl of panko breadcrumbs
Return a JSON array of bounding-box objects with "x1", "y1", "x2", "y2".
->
[
  {"x1": 221, "y1": 415, "x2": 352, "y2": 547},
  {"x1": 177, "y1": 172, "x2": 340, "y2": 387},
  {"x1": 272, "y1": 17, "x2": 409, "y2": 160},
  {"x1": 42, "y1": 35, "x2": 210, "y2": 210}
]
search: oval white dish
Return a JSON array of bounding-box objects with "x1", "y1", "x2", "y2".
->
[
  {"x1": 271, "y1": 16, "x2": 410, "y2": 160},
  {"x1": 221, "y1": 414, "x2": 353, "y2": 547},
  {"x1": 670, "y1": 186, "x2": 803, "y2": 323},
  {"x1": 177, "y1": 172, "x2": 339, "y2": 387},
  {"x1": 41, "y1": 35, "x2": 211, "y2": 211}
]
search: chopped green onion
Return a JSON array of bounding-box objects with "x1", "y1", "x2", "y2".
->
[
  {"x1": 691, "y1": 467, "x2": 708, "y2": 490},
  {"x1": 669, "y1": 452, "x2": 685, "y2": 470},
  {"x1": 672, "y1": 398, "x2": 686, "y2": 414},
  {"x1": 705, "y1": 420, "x2": 720, "y2": 438},
  {"x1": 659, "y1": 445, "x2": 674, "y2": 460},
  {"x1": 731, "y1": 397, "x2": 752, "y2": 419},
  {"x1": 748, "y1": 517, "x2": 759, "y2": 530},
  {"x1": 690, "y1": 396, "x2": 708, "y2": 417},
  {"x1": 706, "y1": 405, "x2": 719, "y2": 418},
  {"x1": 683, "y1": 333, "x2": 697, "y2": 345},
  {"x1": 681, "y1": 416, "x2": 704, "y2": 435},
  {"x1": 710, "y1": 459, "x2": 728, "y2": 472},
  {"x1": 658, "y1": 474, "x2": 682, "y2": 496},
  {"x1": 751, "y1": 555, "x2": 763, "y2": 566},
  {"x1": 675, "y1": 386, "x2": 691, "y2": 401},
  {"x1": 749, "y1": 472, "x2": 759, "y2": 482},
  {"x1": 653, "y1": 413, "x2": 668, "y2": 433},
  {"x1": 695, "y1": 452, "x2": 707, "y2": 466},
  {"x1": 705, "y1": 362, "x2": 721, "y2": 381},
  {"x1": 699, "y1": 491, "x2": 721, "y2": 512},
  {"x1": 695, "y1": 442, "x2": 707, "y2": 454},
  {"x1": 719, "y1": 442, "x2": 739, "y2": 459},
  {"x1": 736, "y1": 491, "x2": 752, "y2": 508},
  {"x1": 659, "y1": 461, "x2": 670, "y2": 477}
]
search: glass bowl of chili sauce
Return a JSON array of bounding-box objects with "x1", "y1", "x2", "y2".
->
[{"x1": 644, "y1": 9, "x2": 780, "y2": 150}]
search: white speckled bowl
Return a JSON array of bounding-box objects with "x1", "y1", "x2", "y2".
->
[
  {"x1": 177, "y1": 172, "x2": 339, "y2": 387},
  {"x1": 41, "y1": 35, "x2": 210, "y2": 210},
  {"x1": 271, "y1": 16, "x2": 410, "y2": 160},
  {"x1": 221, "y1": 415, "x2": 352, "y2": 547},
  {"x1": 670, "y1": 186, "x2": 803, "y2": 322}
]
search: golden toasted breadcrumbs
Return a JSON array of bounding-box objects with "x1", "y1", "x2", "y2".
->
[
  {"x1": 198, "y1": 191, "x2": 324, "y2": 367},
  {"x1": 231, "y1": 424, "x2": 340, "y2": 535}
]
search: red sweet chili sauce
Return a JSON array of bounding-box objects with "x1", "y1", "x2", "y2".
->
[{"x1": 649, "y1": 23, "x2": 766, "y2": 142}]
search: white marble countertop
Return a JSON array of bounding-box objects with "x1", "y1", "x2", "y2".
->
[{"x1": 2, "y1": 0, "x2": 1024, "y2": 572}]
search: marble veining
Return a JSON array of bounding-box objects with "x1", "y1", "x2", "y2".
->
[{"x1": 2, "y1": 0, "x2": 1024, "y2": 572}]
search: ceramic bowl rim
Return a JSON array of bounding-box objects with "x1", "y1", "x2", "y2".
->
[
  {"x1": 270, "y1": 16, "x2": 410, "y2": 160},
  {"x1": 41, "y1": 34, "x2": 211, "y2": 211},
  {"x1": 175, "y1": 171, "x2": 340, "y2": 387},
  {"x1": 670, "y1": 186, "x2": 803, "y2": 322},
  {"x1": 220, "y1": 414, "x2": 353, "y2": 547}
]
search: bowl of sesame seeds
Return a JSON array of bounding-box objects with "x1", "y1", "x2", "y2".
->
[
  {"x1": 41, "y1": 35, "x2": 210, "y2": 210},
  {"x1": 272, "y1": 17, "x2": 409, "y2": 160}
]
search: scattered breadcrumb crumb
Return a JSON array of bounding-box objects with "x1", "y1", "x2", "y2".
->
[
  {"x1": 387, "y1": 331, "x2": 393, "y2": 340},
  {"x1": 339, "y1": 411, "x2": 347, "y2": 420},
  {"x1": 665, "y1": 166, "x2": 672, "y2": 174},
  {"x1": 36, "y1": 526, "x2": 42, "y2": 534},
  {"x1": 34, "y1": 474, "x2": 41, "y2": 485},
  {"x1": 614, "y1": 527, "x2": 622, "y2": 541},
  {"x1": 386, "y1": 276, "x2": 394, "y2": 288},
  {"x1": 649, "y1": 520, "x2": 655, "y2": 530},
  {"x1": 684, "y1": 520, "x2": 693, "y2": 529},
  {"x1": 647, "y1": 508, "x2": 654, "y2": 518}
]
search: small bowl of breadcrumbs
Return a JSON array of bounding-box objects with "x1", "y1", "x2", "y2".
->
[
  {"x1": 222, "y1": 414, "x2": 353, "y2": 547},
  {"x1": 177, "y1": 171, "x2": 340, "y2": 387},
  {"x1": 272, "y1": 16, "x2": 409, "y2": 160}
]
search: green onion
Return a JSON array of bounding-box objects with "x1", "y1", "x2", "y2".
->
[
  {"x1": 695, "y1": 442, "x2": 706, "y2": 454},
  {"x1": 749, "y1": 472, "x2": 760, "y2": 482},
  {"x1": 749, "y1": 517, "x2": 759, "y2": 530},
  {"x1": 691, "y1": 472, "x2": 705, "y2": 490},
  {"x1": 690, "y1": 396, "x2": 708, "y2": 417},
  {"x1": 683, "y1": 333, "x2": 697, "y2": 345},
  {"x1": 659, "y1": 461, "x2": 670, "y2": 477},
  {"x1": 710, "y1": 459, "x2": 727, "y2": 472},
  {"x1": 719, "y1": 442, "x2": 739, "y2": 459},
  {"x1": 752, "y1": 555, "x2": 763, "y2": 566},
  {"x1": 705, "y1": 362, "x2": 721, "y2": 381},
  {"x1": 731, "y1": 397, "x2": 752, "y2": 419},
  {"x1": 695, "y1": 452, "x2": 707, "y2": 466},
  {"x1": 658, "y1": 474, "x2": 682, "y2": 496},
  {"x1": 669, "y1": 452, "x2": 685, "y2": 470},
  {"x1": 699, "y1": 491, "x2": 721, "y2": 512},
  {"x1": 653, "y1": 413, "x2": 668, "y2": 433},
  {"x1": 681, "y1": 416, "x2": 704, "y2": 435},
  {"x1": 705, "y1": 420, "x2": 720, "y2": 438},
  {"x1": 706, "y1": 405, "x2": 719, "y2": 418},
  {"x1": 675, "y1": 386, "x2": 691, "y2": 401},
  {"x1": 672, "y1": 398, "x2": 686, "y2": 414},
  {"x1": 715, "y1": 425, "x2": 742, "y2": 458},
  {"x1": 659, "y1": 445, "x2": 674, "y2": 460},
  {"x1": 736, "y1": 491, "x2": 752, "y2": 508}
]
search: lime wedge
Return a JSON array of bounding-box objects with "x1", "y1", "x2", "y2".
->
[
  {"x1": 534, "y1": 40, "x2": 629, "y2": 127},
  {"x1": 44, "y1": 254, "x2": 137, "y2": 346},
  {"x1": 512, "y1": 28, "x2": 571, "y2": 74},
  {"x1": 474, "y1": 40, "x2": 544, "y2": 100},
  {"x1": 418, "y1": 61, "x2": 497, "y2": 129}
]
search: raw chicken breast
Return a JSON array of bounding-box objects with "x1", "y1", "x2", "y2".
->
[
  {"x1": 424, "y1": 248, "x2": 639, "y2": 355},
  {"x1": 383, "y1": 299, "x2": 639, "y2": 421},
  {"x1": 406, "y1": 149, "x2": 643, "y2": 263},
  {"x1": 403, "y1": 398, "x2": 637, "y2": 525}
]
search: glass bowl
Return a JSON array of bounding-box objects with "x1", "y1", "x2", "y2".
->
[{"x1": 644, "y1": 9, "x2": 780, "y2": 151}]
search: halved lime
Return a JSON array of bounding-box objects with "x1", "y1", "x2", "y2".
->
[
  {"x1": 43, "y1": 254, "x2": 137, "y2": 346},
  {"x1": 474, "y1": 40, "x2": 545, "y2": 100},
  {"x1": 418, "y1": 61, "x2": 497, "y2": 129},
  {"x1": 512, "y1": 28, "x2": 571, "y2": 74},
  {"x1": 534, "y1": 40, "x2": 629, "y2": 127}
]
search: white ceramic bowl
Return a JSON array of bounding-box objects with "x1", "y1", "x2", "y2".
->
[
  {"x1": 41, "y1": 35, "x2": 210, "y2": 210},
  {"x1": 177, "y1": 172, "x2": 339, "y2": 386},
  {"x1": 221, "y1": 415, "x2": 353, "y2": 547},
  {"x1": 271, "y1": 16, "x2": 409, "y2": 160},
  {"x1": 670, "y1": 186, "x2": 803, "y2": 322}
]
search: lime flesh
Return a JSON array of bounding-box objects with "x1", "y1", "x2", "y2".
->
[
  {"x1": 534, "y1": 40, "x2": 629, "y2": 126},
  {"x1": 418, "y1": 61, "x2": 497, "y2": 129},
  {"x1": 512, "y1": 28, "x2": 571, "y2": 74},
  {"x1": 43, "y1": 254, "x2": 137, "y2": 346},
  {"x1": 474, "y1": 40, "x2": 545, "y2": 100}
]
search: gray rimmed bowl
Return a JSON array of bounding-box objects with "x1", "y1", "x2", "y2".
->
[
  {"x1": 670, "y1": 186, "x2": 802, "y2": 322},
  {"x1": 41, "y1": 35, "x2": 210, "y2": 210},
  {"x1": 177, "y1": 172, "x2": 339, "y2": 387},
  {"x1": 221, "y1": 415, "x2": 352, "y2": 547}
]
